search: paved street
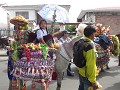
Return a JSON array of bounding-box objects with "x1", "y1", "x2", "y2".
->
[{"x1": 0, "y1": 50, "x2": 120, "y2": 90}]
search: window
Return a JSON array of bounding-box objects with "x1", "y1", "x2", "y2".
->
[{"x1": 16, "y1": 12, "x2": 29, "y2": 19}]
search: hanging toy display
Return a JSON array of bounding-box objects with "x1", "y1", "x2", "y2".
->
[
  {"x1": 95, "y1": 23, "x2": 111, "y2": 36},
  {"x1": 8, "y1": 15, "x2": 31, "y2": 89},
  {"x1": 10, "y1": 15, "x2": 30, "y2": 45},
  {"x1": 10, "y1": 15, "x2": 29, "y2": 25},
  {"x1": 13, "y1": 43, "x2": 55, "y2": 82},
  {"x1": 14, "y1": 25, "x2": 29, "y2": 45},
  {"x1": 94, "y1": 23, "x2": 112, "y2": 68},
  {"x1": 95, "y1": 23, "x2": 103, "y2": 36},
  {"x1": 95, "y1": 43, "x2": 110, "y2": 68},
  {"x1": 9, "y1": 15, "x2": 56, "y2": 90},
  {"x1": 111, "y1": 35, "x2": 119, "y2": 56}
]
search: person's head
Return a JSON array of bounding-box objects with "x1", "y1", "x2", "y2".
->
[
  {"x1": 62, "y1": 30, "x2": 70, "y2": 38},
  {"x1": 39, "y1": 19, "x2": 47, "y2": 29},
  {"x1": 84, "y1": 25, "x2": 96, "y2": 40},
  {"x1": 76, "y1": 23, "x2": 87, "y2": 36}
]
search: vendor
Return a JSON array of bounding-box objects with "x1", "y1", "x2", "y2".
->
[
  {"x1": 59, "y1": 30, "x2": 74, "y2": 77},
  {"x1": 36, "y1": 19, "x2": 54, "y2": 47}
]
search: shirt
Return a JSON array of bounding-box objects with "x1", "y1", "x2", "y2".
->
[
  {"x1": 36, "y1": 29, "x2": 47, "y2": 40},
  {"x1": 77, "y1": 37, "x2": 98, "y2": 83},
  {"x1": 59, "y1": 37, "x2": 72, "y2": 43}
]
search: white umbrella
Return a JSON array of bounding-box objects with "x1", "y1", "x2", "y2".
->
[{"x1": 37, "y1": 4, "x2": 69, "y2": 23}]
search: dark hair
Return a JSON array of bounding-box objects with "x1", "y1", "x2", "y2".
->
[
  {"x1": 39, "y1": 19, "x2": 47, "y2": 26},
  {"x1": 84, "y1": 25, "x2": 96, "y2": 37},
  {"x1": 39, "y1": 19, "x2": 48, "y2": 33}
]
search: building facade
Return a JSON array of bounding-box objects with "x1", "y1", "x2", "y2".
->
[
  {"x1": 2, "y1": 4, "x2": 70, "y2": 35},
  {"x1": 3, "y1": 4, "x2": 70, "y2": 23},
  {"x1": 77, "y1": 7, "x2": 120, "y2": 35}
]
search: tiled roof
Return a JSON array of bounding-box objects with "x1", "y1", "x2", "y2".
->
[{"x1": 78, "y1": 7, "x2": 120, "y2": 19}]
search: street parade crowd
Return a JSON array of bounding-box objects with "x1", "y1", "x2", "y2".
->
[{"x1": 6, "y1": 14, "x2": 120, "y2": 90}]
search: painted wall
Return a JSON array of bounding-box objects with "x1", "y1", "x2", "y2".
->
[
  {"x1": 9, "y1": 10, "x2": 36, "y2": 20},
  {"x1": 0, "y1": 7, "x2": 7, "y2": 29}
]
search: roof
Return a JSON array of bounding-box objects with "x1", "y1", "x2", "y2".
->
[
  {"x1": 0, "y1": 3, "x2": 7, "y2": 7},
  {"x1": 2, "y1": 4, "x2": 71, "y2": 12},
  {"x1": 78, "y1": 7, "x2": 120, "y2": 19}
]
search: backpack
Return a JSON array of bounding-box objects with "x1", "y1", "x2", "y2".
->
[
  {"x1": 73, "y1": 39, "x2": 89, "y2": 68},
  {"x1": 27, "y1": 31, "x2": 37, "y2": 43},
  {"x1": 27, "y1": 29, "x2": 46, "y2": 43}
]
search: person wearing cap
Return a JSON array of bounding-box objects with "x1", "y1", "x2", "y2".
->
[
  {"x1": 77, "y1": 25, "x2": 101, "y2": 90},
  {"x1": 59, "y1": 30, "x2": 71, "y2": 43},
  {"x1": 59, "y1": 30, "x2": 74, "y2": 76}
]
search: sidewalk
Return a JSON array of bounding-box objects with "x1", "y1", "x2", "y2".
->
[
  {"x1": 0, "y1": 49, "x2": 8, "y2": 61},
  {"x1": 0, "y1": 49, "x2": 7, "y2": 56},
  {"x1": 0, "y1": 50, "x2": 119, "y2": 90}
]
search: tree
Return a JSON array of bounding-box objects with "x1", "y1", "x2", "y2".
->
[{"x1": 65, "y1": 25, "x2": 76, "y2": 32}]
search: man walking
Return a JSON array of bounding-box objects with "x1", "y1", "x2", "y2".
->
[
  {"x1": 59, "y1": 30, "x2": 74, "y2": 76},
  {"x1": 77, "y1": 25, "x2": 100, "y2": 90}
]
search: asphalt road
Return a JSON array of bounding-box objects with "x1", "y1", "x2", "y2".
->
[{"x1": 0, "y1": 50, "x2": 120, "y2": 90}]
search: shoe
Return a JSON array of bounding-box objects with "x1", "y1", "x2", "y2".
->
[
  {"x1": 100, "y1": 68, "x2": 105, "y2": 72},
  {"x1": 67, "y1": 70, "x2": 74, "y2": 76}
]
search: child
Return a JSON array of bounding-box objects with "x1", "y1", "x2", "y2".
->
[{"x1": 36, "y1": 19, "x2": 54, "y2": 47}]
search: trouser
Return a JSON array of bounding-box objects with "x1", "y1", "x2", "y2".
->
[
  {"x1": 78, "y1": 74, "x2": 91, "y2": 90},
  {"x1": 67, "y1": 63, "x2": 72, "y2": 74},
  {"x1": 62, "y1": 63, "x2": 72, "y2": 77},
  {"x1": 48, "y1": 50, "x2": 54, "y2": 59},
  {"x1": 118, "y1": 54, "x2": 120, "y2": 66}
]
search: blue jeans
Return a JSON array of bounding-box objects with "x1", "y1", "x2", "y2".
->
[{"x1": 78, "y1": 74, "x2": 91, "y2": 90}]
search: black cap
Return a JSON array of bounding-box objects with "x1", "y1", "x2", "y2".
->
[
  {"x1": 62, "y1": 30, "x2": 70, "y2": 36},
  {"x1": 84, "y1": 25, "x2": 96, "y2": 37}
]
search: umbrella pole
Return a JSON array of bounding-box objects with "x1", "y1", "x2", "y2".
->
[{"x1": 50, "y1": 10, "x2": 56, "y2": 34}]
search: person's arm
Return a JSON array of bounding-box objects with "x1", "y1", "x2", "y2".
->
[
  {"x1": 37, "y1": 30, "x2": 46, "y2": 44},
  {"x1": 59, "y1": 38, "x2": 64, "y2": 43},
  {"x1": 39, "y1": 38, "x2": 46, "y2": 44},
  {"x1": 85, "y1": 49, "x2": 97, "y2": 83}
]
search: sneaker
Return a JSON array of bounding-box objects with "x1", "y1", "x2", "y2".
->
[{"x1": 67, "y1": 71, "x2": 74, "y2": 76}]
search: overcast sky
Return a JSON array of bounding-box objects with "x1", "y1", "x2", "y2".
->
[{"x1": 1, "y1": 0, "x2": 120, "y2": 23}]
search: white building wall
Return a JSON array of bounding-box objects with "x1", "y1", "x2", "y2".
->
[
  {"x1": 0, "y1": 7, "x2": 7, "y2": 28},
  {"x1": 9, "y1": 10, "x2": 36, "y2": 20},
  {"x1": 29, "y1": 10, "x2": 36, "y2": 20},
  {"x1": 9, "y1": 10, "x2": 15, "y2": 19},
  {"x1": 9, "y1": 10, "x2": 36, "y2": 29}
]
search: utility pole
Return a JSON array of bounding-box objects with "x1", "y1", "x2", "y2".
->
[
  {"x1": 50, "y1": 10, "x2": 56, "y2": 34},
  {"x1": 7, "y1": 12, "x2": 10, "y2": 36}
]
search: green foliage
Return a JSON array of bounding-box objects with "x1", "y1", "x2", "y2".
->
[
  {"x1": 65, "y1": 25, "x2": 76, "y2": 32},
  {"x1": 112, "y1": 35, "x2": 120, "y2": 56}
]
